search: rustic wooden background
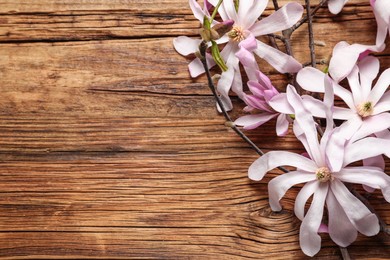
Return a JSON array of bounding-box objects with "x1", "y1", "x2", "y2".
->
[{"x1": 0, "y1": 0, "x2": 389, "y2": 259}]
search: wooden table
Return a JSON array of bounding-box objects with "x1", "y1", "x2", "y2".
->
[{"x1": 0, "y1": 0, "x2": 389, "y2": 259}]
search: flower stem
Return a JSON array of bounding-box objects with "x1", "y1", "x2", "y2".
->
[
  {"x1": 198, "y1": 41, "x2": 289, "y2": 173},
  {"x1": 305, "y1": 0, "x2": 316, "y2": 68},
  {"x1": 291, "y1": 0, "x2": 328, "y2": 32},
  {"x1": 210, "y1": 0, "x2": 224, "y2": 22}
]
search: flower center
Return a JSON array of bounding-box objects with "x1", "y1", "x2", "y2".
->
[
  {"x1": 315, "y1": 167, "x2": 333, "y2": 182},
  {"x1": 228, "y1": 26, "x2": 245, "y2": 42},
  {"x1": 357, "y1": 101, "x2": 373, "y2": 118}
]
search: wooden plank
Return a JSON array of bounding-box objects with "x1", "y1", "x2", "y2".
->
[{"x1": 0, "y1": 0, "x2": 389, "y2": 259}]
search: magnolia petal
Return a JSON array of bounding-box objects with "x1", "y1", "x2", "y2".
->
[
  {"x1": 250, "y1": 2, "x2": 304, "y2": 36},
  {"x1": 269, "y1": 93, "x2": 294, "y2": 114},
  {"x1": 301, "y1": 95, "x2": 326, "y2": 118},
  {"x1": 326, "y1": 191, "x2": 358, "y2": 247},
  {"x1": 173, "y1": 36, "x2": 201, "y2": 56},
  {"x1": 188, "y1": 54, "x2": 215, "y2": 78},
  {"x1": 373, "y1": 92, "x2": 390, "y2": 115},
  {"x1": 189, "y1": 0, "x2": 207, "y2": 23},
  {"x1": 333, "y1": 107, "x2": 356, "y2": 120},
  {"x1": 368, "y1": 68, "x2": 390, "y2": 106},
  {"x1": 347, "y1": 66, "x2": 363, "y2": 105},
  {"x1": 295, "y1": 181, "x2": 319, "y2": 221},
  {"x1": 336, "y1": 167, "x2": 390, "y2": 202},
  {"x1": 350, "y1": 113, "x2": 390, "y2": 142},
  {"x1": 268, "y1": 171, "x2": 316, "y2": 211},
  {"x1": 276, "y1": 114, "x2": 289, "y2": 136},
  {"x1": 239, "y1": 0, "x2": 268, "y2": 29},
  {"x1": 234, "y1": 113, "x2": 277, "y2": 130},
  {"x1": 344, "y1": 137, "x2": 390, "y2": 166},
  {"x1": 208, "y1": 0, "x2": 229, "y2": 21},
  {"x1": 297, "y1": 67, "x2": 325, "y2": 92},
  {"x1": 328, "y1": 0, "x2": 348, "y2": 14},
  {"x1": 222, "y1": 0, "x2": 238, "y2": 22},
  {"x1": 325, "y1": 116, "x2": 362, "y2": 172},
  {"x1": 373, "y1": 0, "x2": 390, "y2": 45},
  {"x1": 363, "y1": 155, "x2": 385, "y2": 170},
  {"x1": 358, "y1": 56, "x2": 380, "y2": 99},
  {"x1": 254, "y1": 40, "x2": 302, "y2": 73},
  {"x1": 248, "y1": 151, "x2": 317, "y2": 181},
  {"x1": 287, "y1": 86, "x2": 323, "y2": 166},
  {"x1": 329, "y1": 41, "x2": 385, "y2": 83},
  {"x1": 331, "y1": 179, "x2": 380, "y2": 236},
  {"x1": 299, "y1": 183, "x2": 328, "y2": 257}
]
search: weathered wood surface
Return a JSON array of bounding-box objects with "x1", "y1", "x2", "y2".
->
[{"x1": 0, "y1": 0, "x2": 389, "y2": 258}]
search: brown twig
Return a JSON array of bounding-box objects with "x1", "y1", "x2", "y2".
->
[
  {"x1": 305, "y1": 0, "x2": 316, "y2": 68},
  {"x1": 291, "y1": 0, "x2": 329, "y2": 32},
  {"x1": 198, "y1": 41, "x2": 289, "y2": 173}
]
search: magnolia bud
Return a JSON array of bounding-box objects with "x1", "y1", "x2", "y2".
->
[{"x1": 210, "y1": 19, "x2": 234, "y2": 40}]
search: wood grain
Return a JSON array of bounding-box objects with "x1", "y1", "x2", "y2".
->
[{"x1": 0, "y1": 0, "x2": 389, "y2": 259}]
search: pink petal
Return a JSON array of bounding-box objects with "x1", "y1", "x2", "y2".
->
[
  {"x1": 333, "y1": 107, "x2": 356, "y2": 120},
  {"x1": 301, "y1": 95, "x2": 326, "y2": 118},
  {"x1": 344, "y1": 137, "x2": 390, "y2": 166},
  {"x1": 173, "y1": 36, "x2": 201, "y2": 56},
  {"x1": 325, "y1": 116, "x2": 363, "y2": 172},
  {"x1": 189, "y1": 0, "x2": 208, "y2": 23},
  {"x1": 248, "y1": 151, "x2": 317, "y2": 181},
  {"x1": 297, "y1": 67, "x2": 356, "y2": 109},
  {"x1": 373, "y1": 92, "x2": 390, "y2": 115},
  {"x1": 240, "y1": 0, "x2": 268, "y2": 29},
  {"x1": 268, "y1": 171, "x2": 316, "y2": 211},
  {"x1": 295, "y1": 181, "x2": 319, "y2": 221},
  {"x1": 331, "y1": 179, "x2": 380, "y2": 236},
  {"x1": 222, "y1": 0, "x2": 238, "y2": 22},
  {"x1": 188, "y1": 54, "x2": 216, "y2": 78},
  {"x1": 254, "y1": 40, "x2": 302, "y2": 73},
  {"x1": 328, "y1": 0, "x2": 348, "y2": 14},
  {"x1": 276, "y1": 114, "x2": 289, "y2": 136},
  {"x1": 326, "y1": 190, "x2": 358, "y2": 247},
  {"x1": 234, "y1": 113, "x2": 277, "y2": 130},
  {"x1": 358, "y1": 56, "x2": 380, "y2": 100},
  {"x1": 329, "y1": 42, "x2": 385, "y2": 83},
  {"x1": 287, "y1": 86, "x2": 324, "y2": 166},
  {"x1": 336, "y1": 167, "x2": 390, "y2": 202},
  {"x1": 216, "y1": 66, "x2": 235, "y2": 112},
  {"x1": 368, "y1": 68, "x2": 390, "y2": 106},
  {"x1": 299, "y1": 183, "x2": 328, "y2": 257},
  {"x1": 363, "y1": 155, "x2": 385, "y2": 170},
  {"x1": 347, "y1": 66, "x2": 363, "y2": 106},
  {"x1": 250, "y1": 2, "x2": 304, "y2": 36},
  {"x1": 373, "y1": 5, "x2": 389, "y2": 46},
  {"x1": 269, "y1": 93, "x2": 294, "y2": 114},
  {"x1": 350, "y1": 113, "x2": 390, "y2": 142},
  {"x1": 208, "y1": 0, "x2": 229, "y2": 21}
]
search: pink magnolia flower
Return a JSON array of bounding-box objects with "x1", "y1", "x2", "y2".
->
[
  {"x1": 234, "y1": 69, "x2": 292, "y2": 136},
  {"x1": 249, "y1": 83, "x2": 390, "y2": 256},
  {"x1": 297, "y1": 55, "x2": 390, "y2": 142},
  {"x1": 174, "y1": 0, "x2": 303, "y2": 110},
  {"x1": 372, "y1": 0, "x2": 390, "y2": 45}
]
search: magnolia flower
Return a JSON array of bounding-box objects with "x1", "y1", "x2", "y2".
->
[
  {"x1": 249, "y1": 83, "x2": 390, "y2": 256},
  {"x1": 234, "y1": 69, "x2": 291, "y2": 136},
  {"x1": 174, "y1": 0, "x2": 303, "y2": 110},
  {"x1": 297, "y1": 55, "x2": 390, "y2": 143},
  {"x1": 372, "y1": 0, "x2": 390, "y2": 45}
]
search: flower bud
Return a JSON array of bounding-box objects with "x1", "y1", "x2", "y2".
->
[{"x1": 210, "y1": 19, "x2": 234, "y2": 40}]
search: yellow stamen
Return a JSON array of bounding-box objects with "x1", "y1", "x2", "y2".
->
[
  {"x1": 228, "y1": 26, "x2": 245, "y2": 42},
  {"x1": 315, "y1": 167, "x2": 333, "y2": 182},
  {"x1": 357, "y1": 101, "x2": 373, "y2": 118}
]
